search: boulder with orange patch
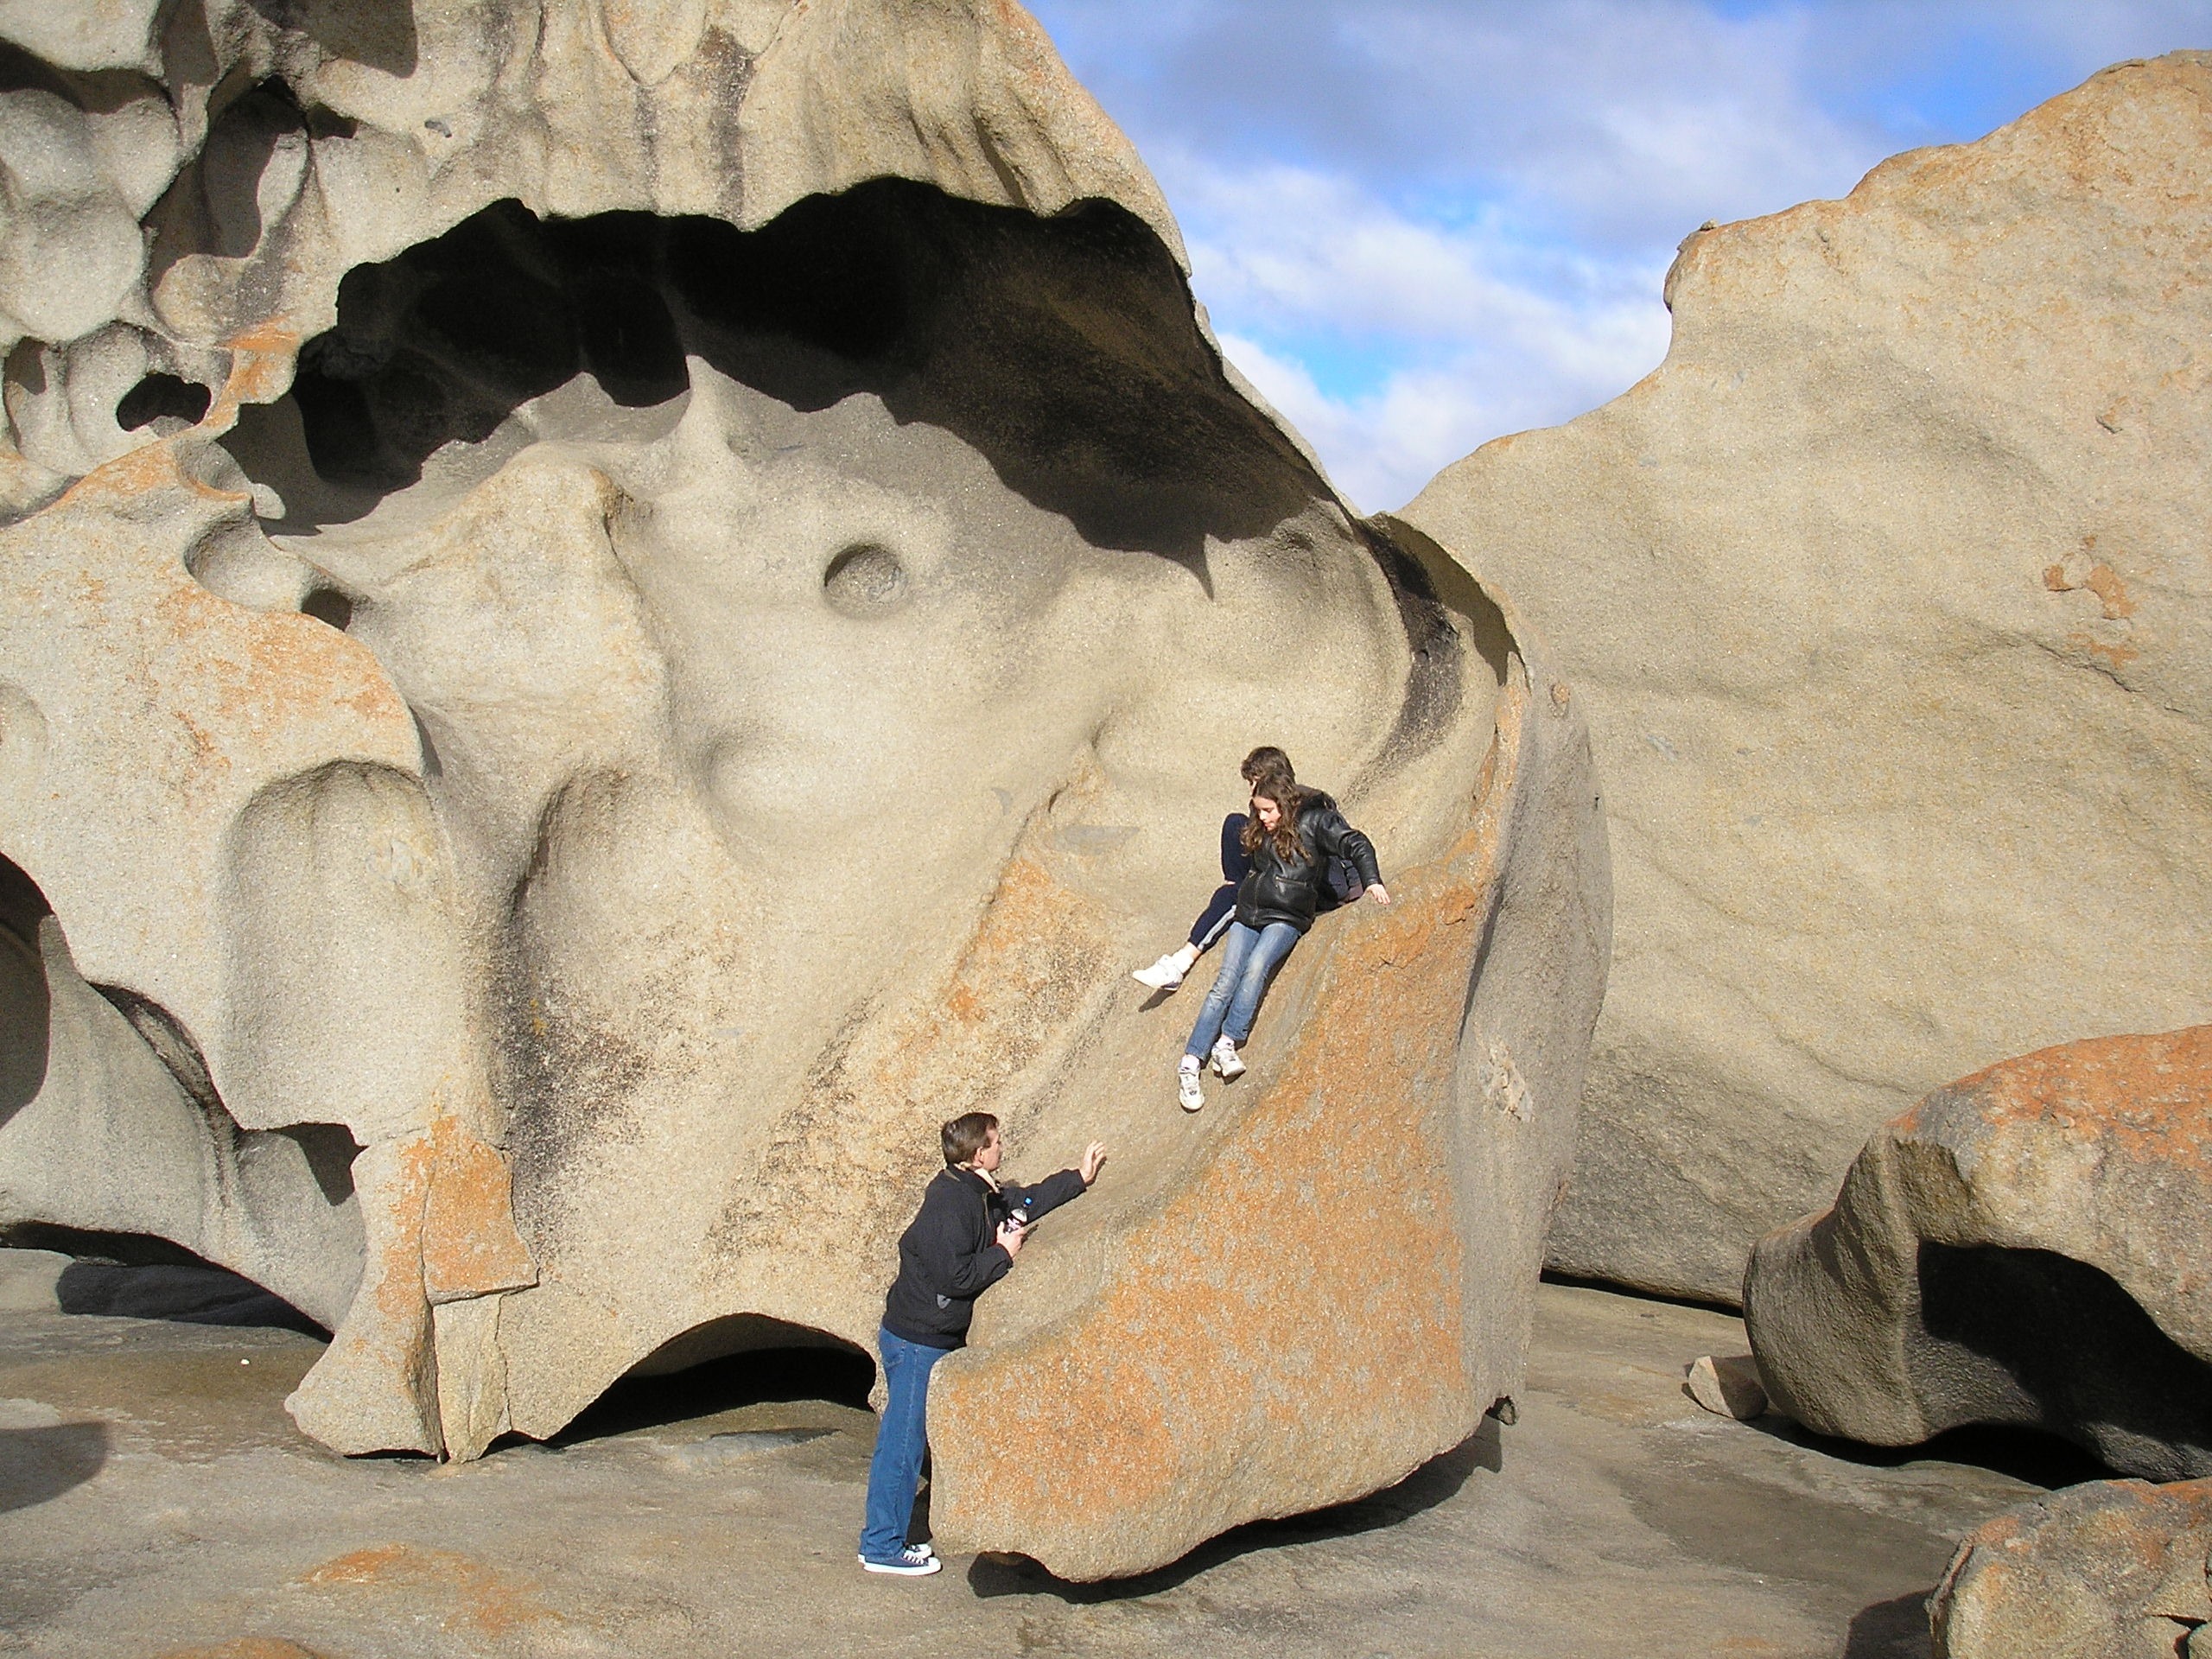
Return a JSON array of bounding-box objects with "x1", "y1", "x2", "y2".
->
[
  {"x1": 1745, "y1": 1027, "x2": 2212, "y2": 1478},
  {"x1": 1932, "y1": 1477, "x2": 2212, "y2": 1659}
]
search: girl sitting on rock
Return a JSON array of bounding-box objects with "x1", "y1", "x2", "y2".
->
[{"x1": 1175, "y1": 758, "x2": 1388, "y2": 1112}]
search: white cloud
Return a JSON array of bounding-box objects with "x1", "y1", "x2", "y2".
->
[
  {"x1": 1173, "y1": 158, "x2": 1669, "y2": 509},
  {"x1": 1219, "y1": 327, "x2": 1656, "y2": 515},
  {"x1": 1025, "y1": 0, "x2": 2212, "y2": 504},
  {"x1": 1334, "y1": 0, "x2": 1875, "y2": 241}
]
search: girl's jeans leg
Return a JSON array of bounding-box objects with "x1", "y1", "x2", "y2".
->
[
  {"x1": 1185, "y1": 922, "x2": 1258, "y2": 1059},
  {"x1": 860, "y1": 1327, "x2": 945, "y2": 1561},
  {"x1": 1222, "y1": 921, "x2": 1300, "y2": 1045}
]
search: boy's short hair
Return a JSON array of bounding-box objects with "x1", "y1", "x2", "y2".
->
[
  {"x1": 942, "y1": 1111, "x2": 1000, "y2": 1167},
  {"x1": 1241, "y1": 746, "x2": 1292, "y2": 784}
]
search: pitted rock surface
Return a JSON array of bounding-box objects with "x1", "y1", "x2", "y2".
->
[{"x1": 0, "y1": 0, "x2": 1608, "y2": 1578}]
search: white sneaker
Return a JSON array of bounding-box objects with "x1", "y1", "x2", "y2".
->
[
  {"x1": 1177, "y1": 1059, "x2": 1205, "y2": 1112},
  {"x1": 1133, "y1": 954, "x2": 1187, "y2": 991},
  {"x1": 861, "y1": 1546, "x2": 942, "y2": 1576},
  {"x1": 1211, "y1": 1037, "x2": 1246, "y2": 1080}
]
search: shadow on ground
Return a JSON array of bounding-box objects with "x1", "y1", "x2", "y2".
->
[
  {"x1": 3, "y1": 1224, "x2": 326, "y2": 1337},
  {"x1": 968, "y1": 1415, "x2": 1502, "y2": 1601},
  {"x1": 55, "y1": 1262, "x2": 323, "y2": 1337},
  {"x1": 1843, "y1": 1590, "x2": 1936, "y2": 1659},
  {"x1": 540, "y1": 1345, "x2": 877, "y2": 1447},
  {"x1": 0, "y1": 1421, "x2": 106, "y2": 1513},
  {"x1": 1747, "y1": 1414, "x2": 2113, "y2": 1490}
]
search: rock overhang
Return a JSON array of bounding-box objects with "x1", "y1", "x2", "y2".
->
[{"x1": 0, "y1": 0, "x2": 1611, "y2": 1579}]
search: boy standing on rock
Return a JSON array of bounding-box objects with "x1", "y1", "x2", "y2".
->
[{"x1": 858, "y1": 1112, "x2": 1107, "y2": 1575}]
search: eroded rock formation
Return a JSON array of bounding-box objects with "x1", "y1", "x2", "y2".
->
[
  {"x1": 0, "y1": 0, "x2": 1608, "y2": 1578},
  {"x1": 1933, "y1": 1478, "x2": 2212, "y2": 1659},
  {"x1": 1745, "y1": 1027, "x2": 2212, "y2": 1480},
  {"x1": 1398, "y1": 53, "x2": 2212, "y2": 1303}
]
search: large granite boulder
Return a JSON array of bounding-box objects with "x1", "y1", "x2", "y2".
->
[
  {"x1": 1745, "y1": 1027, "x2": 2212, "y2": 1480},
  {"x1": 0, "y1": 0, "x2": 1609, "y2": 1578},
  {"x1": 1397, "y1": 53, "x2": 2212, "y2": 1303},
  {"x1": 1933, "y1": 1478, "x2": 2212, "y2": 1659}
]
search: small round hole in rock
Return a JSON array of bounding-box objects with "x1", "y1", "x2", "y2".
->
[
  {"x1": 822, "y1": 543, "x2": 907, "y2": 617},
  {"x1": 116, "y1": 374, "x2": 212, "y2": 432},
  {"x1": 300, "y1": 588, "x2": 355, "y2": 631}
]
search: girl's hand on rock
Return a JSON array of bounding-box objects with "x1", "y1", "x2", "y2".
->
[{"x1": 1366, "y1": 884, "x2": 1392, "y2": 906}]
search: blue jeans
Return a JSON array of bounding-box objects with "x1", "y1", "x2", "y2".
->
[
  {"x1": 860, "y1": 1326, "x2": 947, "y2": 1561},
  {"x1": 1185, "y1": 920, "x2": 1300, "y2": 1060}
]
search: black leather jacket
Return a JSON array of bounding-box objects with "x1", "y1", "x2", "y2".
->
[{"x1": 1233, "y1": 791, "x2": 1382, "y2": 936}]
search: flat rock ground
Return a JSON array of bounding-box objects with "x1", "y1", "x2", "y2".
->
[{"x1": 0, "y1": 1250, "x2": 2090, "y2": 1659}]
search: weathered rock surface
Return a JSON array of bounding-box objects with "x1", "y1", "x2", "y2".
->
[
  {"x1": 1746, "y1": 1027, "x2": 2212, "y2": 1481},
  {"x1": 1398, "y1": 53, "x2": 2212, "y2": 1303},
  {"x1": 1932, "y1": 1477, "x2": 2212, "y2": 1659},
  {"x1": 0, "y1": 0, "x2": 1608, "y2": 1578}
]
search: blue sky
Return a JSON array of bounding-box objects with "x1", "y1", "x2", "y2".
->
[{"x1": 1024, "y1": 0, "x2": 2212, "y2": 510}]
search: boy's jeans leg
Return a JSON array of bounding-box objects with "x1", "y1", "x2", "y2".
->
[
  {"x1": 1185, "y1": 883, "x2": 1238, "y2": 952},
  {"x1": 1222, "y1": 921, "x2": 1300, "y2": 1045},
  {"x1": 860, "y1": 1328, "x2": 945, "y2": 1562},
  {"x1": 1185, "y1": 922, "x2": 1259, "y2": 1060}
]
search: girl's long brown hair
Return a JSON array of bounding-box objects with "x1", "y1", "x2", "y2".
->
[{"x1": 1239, "y1": 763, "x2": 1308, "y2": 864}]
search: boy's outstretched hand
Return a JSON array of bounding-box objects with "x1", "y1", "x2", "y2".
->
[{"x1": 1080, "y1": 1142, "x2": 1109, "y2": 1185}]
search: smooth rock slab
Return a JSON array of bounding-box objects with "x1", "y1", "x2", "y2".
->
[
  {"x1": 1398, "y1": 51, "x2": 2212, "y2": 1304},
  {"x1": 0, "y1": 1269, "x2": 2056, "y2": 1658}
]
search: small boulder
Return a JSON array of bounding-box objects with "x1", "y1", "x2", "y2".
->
[{"x1": 1684, "y1": 1354, "x2": 1767, "y2": 1421}]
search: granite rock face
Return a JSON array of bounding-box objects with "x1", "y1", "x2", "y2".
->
[
  {"x1": 1399, "y1": 53, "x2": 2212, "y2": 1303},
  {"x1": 1745, "y1": 1027, "x2": 2212, "y2": 1480},
  {"x1": 1933, "y1": 1478, "x2": 2212, "y2": 1659},
  {"x1": 0, "y1": 0, "x2": 1608, "y2": 1578}
]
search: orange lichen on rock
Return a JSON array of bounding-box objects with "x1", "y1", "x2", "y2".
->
[
  {"x1": 1932, "y1": 1478, "x2": 2212, "y2": 1658},
  {"x1": 2043, "y1": 556, "x2": 2139, "y2": 621},
  {"x1": 148, "y1": 582, "x2": 405, "y2": 751},
  {"x1": 1748, "y1": 1023, "x2": 2212, "y2": 1478},
  {"x1": 929, "y1": 742, "x2": 1517, "y2": 1576},
  {"x1": 289, "y1": 1107, "x2": 531, "y2": 1455},
  {"x1": 1905, "y1": 1025, "x2": 2212, "y2": 1169},
  {"x1": 209, "y1": 321, "x2": 302, "y2": 429},
  {"x1": 297, "y1": 1542, "x2": 560, "y2": 1639},
  {"x1": 709, "y1": 848, "x2": 1120, "y2": 1265},
  {"x1": 421, "y1": 1113, "x2": 537, "y2": 1305}
]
